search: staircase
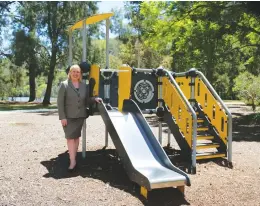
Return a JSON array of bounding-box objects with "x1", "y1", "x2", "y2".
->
[
  {"x1": 194, "y1": 103, "x2": 226, "y2": 160},
  {"x1": 161, "y1": 69, "x2": 232, "y2": 173}
]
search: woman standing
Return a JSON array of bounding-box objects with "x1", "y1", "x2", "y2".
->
[{"x1": 57, "y1": 64, "x2": 101, "y2": 172}]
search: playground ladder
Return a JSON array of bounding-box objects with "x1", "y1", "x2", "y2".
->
[{"x1": 163, "y1": 69, "x2": 232, "y2": 173}]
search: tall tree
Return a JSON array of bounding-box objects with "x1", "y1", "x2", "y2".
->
[
  {"x1": 140, "y1": 1, "x2": 260, "y2": 98},
  {"x1": 12, "y1": 30, "x2": 39, "y2": 102},
  {"x1": 19, "y1": 2, "x2": 98, "y2": 105},
  {"x1": 12, "y1": 1, "x2": 41, "y2": 102},
  {"x1": 110, "y1": 8, "x2": 132, "y2": 44}
]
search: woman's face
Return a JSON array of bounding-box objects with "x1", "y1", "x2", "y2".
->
[{"x1": 70, "y1": 68, "x2": 81, "y2": 82}]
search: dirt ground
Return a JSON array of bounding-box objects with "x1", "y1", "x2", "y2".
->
[{"x1": 0, "y1": 103, "x2": 259, "y2": 206}]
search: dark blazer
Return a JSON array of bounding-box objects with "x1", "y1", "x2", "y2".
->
[{"x1": 57, "y1": 79, "x2": 95, "y2": 120}]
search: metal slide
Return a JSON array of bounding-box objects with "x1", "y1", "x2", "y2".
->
[{"x1": 98, "y1": 99, "x2": 190, "y2": 191}]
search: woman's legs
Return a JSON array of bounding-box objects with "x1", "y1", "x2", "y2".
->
[
  {"x1": 75, "y1": 137, "x2": 80, "y2": 153},
  {"x1": 67, "y1": 138, "x2": 77, "y2": 169}
]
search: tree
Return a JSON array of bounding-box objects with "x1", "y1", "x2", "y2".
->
[
  {"x1": 140, "y1": 1, "x2": 260, "y2": 99},
  {"x1": 124, "y1": 1, "x2": 144, "y2": 37},
  {"x1": 233, "y1": 72, "x2": 260, "y2": 111},
  {"x1": 0, "y1": 58, "x2": 26, "y2": 100},
  {"x1": 24, "y1": 1, "x2": 99, "y2": 105},
  {"x1": 11, "y1": 2, "x2": 45, "y2": 102},
  {"x1": 109, "y1": 2, "x2": 168, "y2": 68},
  {"x1": 12, "y1": 30, "x2": 40, "y2": 102},
  {"x1": 110, "y1": 8, "x2": 132, "y2": 44}
]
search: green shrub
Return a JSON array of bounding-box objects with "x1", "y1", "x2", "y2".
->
[{"x1": 233, "y1": 72, "x2": 260, "y2": 111}]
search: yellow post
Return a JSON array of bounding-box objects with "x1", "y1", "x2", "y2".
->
[
  {"x1": 118, "y1": 65, "x2": 132, "y2": 111},
  {"x1": 140, "y1": 186, "x2": 148, "y2": 199},
  {"x1": 89, "y1": 64, "x2": 100, "y2": 96}
]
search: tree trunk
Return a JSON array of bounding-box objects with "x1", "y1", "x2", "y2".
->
[
  {"x1": 28, "y1": 63, "x2": 36, "y2": 102},
  {"x1": 42, "y1": 49, "x2": 57, "y2": 106},
  {"x1": 252, "y1": 98, "x2": 256, "y2": 112}
]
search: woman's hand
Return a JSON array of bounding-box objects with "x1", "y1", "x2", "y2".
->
[
  {"x1": 61, "y1": 119, "x2": 67, "y2": 127},
  {"x1": 94, "y1": 97, "x2": 102, "y2": 103}
]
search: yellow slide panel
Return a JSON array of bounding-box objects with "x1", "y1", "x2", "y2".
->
[
  {"x1": 162, "y1": 77, "x2": 193, "y2": 147},
  {"x1": 89, "y1": 64, "x2": 100, "y2": 97},
  {"x1": 175, "y1": 76, "x2": 191, "y2": 100},
  {"x1": 118, "y1": 65, "x2": 132, "y2": 111},
  {"x1": 195, "y1": 78, "x2": 228, "y2": 143}
]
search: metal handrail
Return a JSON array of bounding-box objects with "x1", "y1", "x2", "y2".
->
[
  {"x1": 172, "y1": 71, "x2": 187, "y2": 77},
  {"x1": 100, "y1": 69, "x2": 129, "y2": 72},
  {"x1": 173, "y1": 69, "x2": 232, "y2": 163},
  {"x1": 134, "y1": 68, "x2": 155, "y2": 73},
  {"x1": 196, "y1": 71, "x2": 232, "y2": 163},
  {"x1": 163, "y1": 69, "x2": 197, "y2": 171}
]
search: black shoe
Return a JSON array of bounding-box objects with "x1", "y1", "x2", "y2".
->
[{"x1": 68, "y1": 164, "x2": 77, "y2": 173}]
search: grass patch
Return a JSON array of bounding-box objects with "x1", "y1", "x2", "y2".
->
[{"x1": 0, "y1": 101, "x2": 57, "y2": 111}]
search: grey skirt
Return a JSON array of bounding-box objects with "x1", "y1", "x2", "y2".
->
[{"x1": 63, "y1": 118, "x2": 85, "y2": 139}]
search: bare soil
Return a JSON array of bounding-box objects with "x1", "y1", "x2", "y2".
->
[{"x1": 0, "y1": 103, "x2": 259, "y2": 206}]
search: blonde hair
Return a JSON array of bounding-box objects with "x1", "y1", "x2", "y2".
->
[{"x1": 68, "y1": 64, "x2": 82, "y2": 82}]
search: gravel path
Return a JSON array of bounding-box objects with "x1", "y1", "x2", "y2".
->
[{"x1": 0, "y1": 106, "x2": 259, "y2": 206}]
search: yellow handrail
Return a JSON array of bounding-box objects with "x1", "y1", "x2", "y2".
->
[
  {"x1": 175, "y1": 74, "x2": 228, "y2": 144},
  {"x1": 162, "y1": 77, "x2": 193, "y2": 147},
  {"x1": 195, "y1": 78, "x2": 228, "y2": 143}
]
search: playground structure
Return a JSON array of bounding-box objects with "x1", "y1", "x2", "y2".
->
[{"x1": 67, "y1": 13, "x2": 232, "y2": 198}]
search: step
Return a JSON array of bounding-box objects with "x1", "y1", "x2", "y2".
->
[
  {"x1": 197, "y1": 135, "x2": 214, "y2": 140},
  {"x1": 197, "y1": 119, "x2": 204, "y2": 123},
  {"x1": 196, "y1": 152, "x2": 226, "y2": 160},
  {"x1": 196, "y1": 143, "x2": 220, "y2": 150},
  {"x1": 197, "y1": 127, "x2": 208, "y2": 132}
]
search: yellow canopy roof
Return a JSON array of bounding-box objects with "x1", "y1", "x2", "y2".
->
[{"x1": 69, "y1": 13, "x2": 114, "y2": 32}]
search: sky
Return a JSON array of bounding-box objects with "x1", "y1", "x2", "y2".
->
[{"x1": 98, "y1": 1, "x2": 124, "y2": 13}]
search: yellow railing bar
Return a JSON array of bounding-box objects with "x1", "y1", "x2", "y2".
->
[
  {"x1": 162, "y1": 77, "x2": 193, "y2": 147},
  {"x1": 118, "y1": 65, "x2": 132, "y2": 111},
  {"x1": 195, "y1": 78, "x2": 228, "y2": 143}
]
